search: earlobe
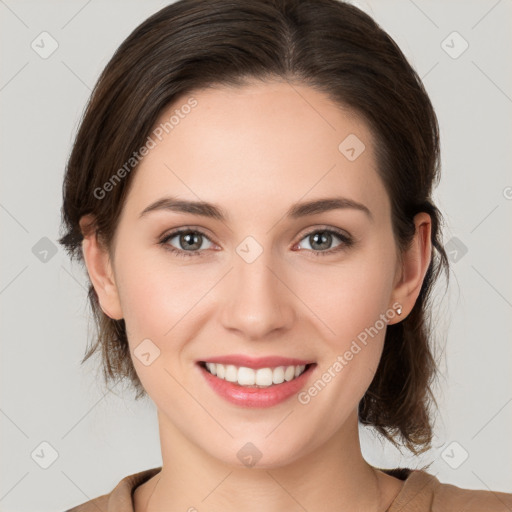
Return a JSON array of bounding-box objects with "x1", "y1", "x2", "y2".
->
[
  {"x1": 389, "y1": 212, "x2": 432, "y2": 321},
  {"x1": 80, "y1": 215, "x2": 123, "y2": 320}
]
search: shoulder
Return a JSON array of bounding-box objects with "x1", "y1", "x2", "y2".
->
[
  {"x1": 429, "y1": 474, "x2": 512, "y2": 512},
  {"x1": 64, "y1": 493, "x2": 108, "y2": 512},
  {"x1": 64, "y1": 467, "x2": 162, "y2": 512},
  {"x1": 64, "y1": 491, "x2": 109, "y2": 512},
  {"x1": 387, "y1": 469, "x2": 512, "y2": 512}
]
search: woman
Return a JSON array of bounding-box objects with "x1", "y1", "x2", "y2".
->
[{"x1": 58, "y1": 0, "x2": 512, "y2": 510}]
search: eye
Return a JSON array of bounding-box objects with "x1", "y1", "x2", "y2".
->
[
  {"x1": 159, "y1": 227, "x2": 354, "y2": 259},
  {"x1": 295, "y1": 228, "x2": 354, "y2": 256},
  {"x1": 159, "y1": 229, "x2": 215, "y2": 258}
]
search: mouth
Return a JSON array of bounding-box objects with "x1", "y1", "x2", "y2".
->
[
  {"x1": 198, "y1": 361, "x2": 315, "y2": 388},
  {"x1": 196, "y1": 360, "x2": 317, "y2": 408}
]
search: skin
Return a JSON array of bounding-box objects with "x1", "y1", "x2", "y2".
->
[{"x1": 80, "y1": 81, "x2": 432, "y2": 512}]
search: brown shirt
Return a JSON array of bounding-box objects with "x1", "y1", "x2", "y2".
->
[{"x1": 65, "y1": 466, "x2": 512, "y2": 511}]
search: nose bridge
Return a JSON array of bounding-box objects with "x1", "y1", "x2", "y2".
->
[{"x1": 219, "y1": 239, "x2": 294, "y2": 339}]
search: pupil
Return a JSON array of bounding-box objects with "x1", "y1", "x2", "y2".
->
[
  {"x1": 311, "y1": 231, "x2": 331, "y2": 250},
  {"x1": 182, "y1": 232, "x2": 201, "y2": 250}
]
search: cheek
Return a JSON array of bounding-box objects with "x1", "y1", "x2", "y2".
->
[
  {"x1": 114, "y1": 243, "x2": 216, "y2": 347},
  {"x1": 113, "y1": 246, "x2": 213, "y2": 395},
  {"x1": 300, "y1": 249, "x2": 395, "y2": 350},
  {"x1": 296, "y1": 244, "x2": 395, "y2": 400},
  {"x1": 122, "y1": 276, "x2": 186, "y2": 333}
]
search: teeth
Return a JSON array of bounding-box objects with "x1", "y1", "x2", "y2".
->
[
  {"x1": 284, "y1": 365, "x2": 295, "y2": 381},
  {"x1": 216, "y1": 363, "x2": 225, "y2": 379},
  {"x1": 238, "y1": 366, "x2": 255, "y2": 386},
  {"x1": 272, "y1": 366, "x2": 285, "y2": 384},
  {"x1": 203, "y1": 363, "x2": 307, "y2": 387},
  {"x1": 225, "y1": 364, "x2": 238, "y2": 383},
  {"x1": 256, "y1": 368, "x2": 273, "y2": 386}
]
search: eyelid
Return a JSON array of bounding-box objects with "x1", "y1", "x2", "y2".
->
[
  {"x1": 160, "y1": 225, "x2": 216, "y2": 243},
  {"x1": 295, "y1": 224, "x2": 351, "y2": 243}
]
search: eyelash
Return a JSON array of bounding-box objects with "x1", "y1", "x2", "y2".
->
[{"x1": 158, "y1": 227, "x2": 354, "y2": 259}]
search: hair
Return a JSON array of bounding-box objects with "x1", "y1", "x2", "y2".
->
[{"x1": 58, "y1": 0, "x2": 450, "y2": 455}]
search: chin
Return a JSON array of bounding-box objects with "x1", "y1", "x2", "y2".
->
[{"x1": 204, "y1": 434, "x2": 313, "y2": 470}]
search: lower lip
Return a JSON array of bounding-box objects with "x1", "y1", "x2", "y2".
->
[{"x1": 198, "y1": 363, "x2": 316, "y2": 408}]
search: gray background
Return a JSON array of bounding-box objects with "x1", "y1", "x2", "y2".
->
[{"x1": 1, "y1": 0, "x2": 511, "y2": 510}]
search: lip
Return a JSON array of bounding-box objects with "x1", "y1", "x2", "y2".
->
[
  {"x1": 197, "y1": 361, "x2": 317, "y2": 408},
  {"x1": 198, "y1": 354, "x2": 314, "y2": 370}
]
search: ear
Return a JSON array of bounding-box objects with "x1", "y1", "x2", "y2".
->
[
  {"x1": 388, "y1": 212, "x2": 432, "y2": 323},
  {"x1": 79, "y1": 214, "x2": 123, "y2": 320}
]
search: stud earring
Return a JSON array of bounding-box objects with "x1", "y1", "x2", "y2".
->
[{"x1": 396, "y1": 306, "x2": 402, "y2": 315}]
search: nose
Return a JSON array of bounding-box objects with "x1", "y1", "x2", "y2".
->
[{"x1": 219, "y1": 250, "x2": 295, "y2": 340}]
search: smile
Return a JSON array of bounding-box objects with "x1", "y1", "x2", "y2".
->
[
  {"x1": 201, "y1": 361, "x2": 310, "y2": 388},
  {"x1": 197, "y1": 360, "x2": 317, "y2": 408}
]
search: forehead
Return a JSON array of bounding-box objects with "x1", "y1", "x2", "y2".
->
[{"x1": 122, "y1": 81, "x2": 390, "y2": 224}]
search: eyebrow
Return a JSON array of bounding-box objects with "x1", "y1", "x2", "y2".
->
[{"x1": 139, "y1": 195, "x2": 373, "y2": 222}]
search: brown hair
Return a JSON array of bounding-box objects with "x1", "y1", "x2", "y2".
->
[{"x1": 58, "y1": 0, "x2": 450, "y2": 454}]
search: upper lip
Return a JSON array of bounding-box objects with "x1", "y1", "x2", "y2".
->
[{"x1": 199, "y1": 354, "x2": 315, "y2": 370}]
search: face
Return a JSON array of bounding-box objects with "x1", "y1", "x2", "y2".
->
[{"x1": 85, "y1": 81, "x2": 421, "y2": 468}]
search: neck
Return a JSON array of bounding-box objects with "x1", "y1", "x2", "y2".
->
[{"x1": 134, "y1": 410, "x2": 403, "y2": 512}]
